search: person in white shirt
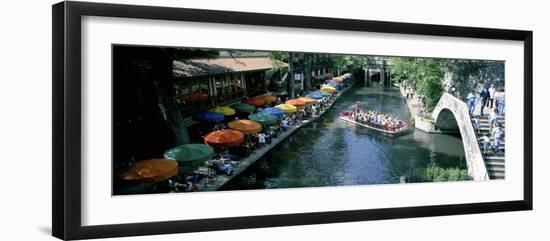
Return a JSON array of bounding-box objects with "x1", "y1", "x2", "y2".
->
[
  {"x1": 258, "y1": 133, "x2": 266, "y2": 147},
  {"x1": 495, "y1": 89, "x2": 505, "y2": 116},
  {"x1": 480, "y1": 135, "x2": 492, "y2": 155}
]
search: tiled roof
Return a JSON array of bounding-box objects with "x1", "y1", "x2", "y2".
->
[{"x1": 173, "y1": 57, "x2": 287, "y2": 78}]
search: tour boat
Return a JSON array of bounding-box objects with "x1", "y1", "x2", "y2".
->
[{"x1": 338, "y1": 111, "x2": 409, "y2": 135}]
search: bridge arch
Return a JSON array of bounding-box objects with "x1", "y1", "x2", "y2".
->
[{"x1": 432, "y1": 93, "x2": 489, "y2": 181}]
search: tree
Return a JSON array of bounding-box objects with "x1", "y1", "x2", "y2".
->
[
  {"x1": 443, "y1": 59, "x2": 504, "y2": 100},
  {"x1": 390, "y1": 57, "x2": 444, "y2": 111},
  {"x1": 113, "y1": 46, "x2": 217, "y2": 152}
]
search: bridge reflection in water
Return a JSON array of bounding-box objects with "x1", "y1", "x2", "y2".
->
[{"x1": 222, "y1": 86, "x2": 467, "y2": 190}]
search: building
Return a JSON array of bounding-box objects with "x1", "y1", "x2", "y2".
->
[{"x1": 173, "y1": 55, "x2": 288, "y2": 115}]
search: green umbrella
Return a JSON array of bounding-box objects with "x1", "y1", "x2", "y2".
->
[
  {"x1": 163, "y1": 144, "x2": 214, "y2": 165},
  {"x1": 248, "y1": 112, "x2": 278, "y2": 126},
  {"x1": 230, "y1": 103, "x2": 256, "y2": 113},
  {"x1": 319, "y1": 91, "x2": 331, "y2": 97}
]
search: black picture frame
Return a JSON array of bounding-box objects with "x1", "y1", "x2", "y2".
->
[{"x1": 52, "y1": 1, "x2": 533, "y2": 240}]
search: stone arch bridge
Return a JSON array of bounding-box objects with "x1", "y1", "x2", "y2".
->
[{"x1": 432, "y1": 93, "x2": 489, "y2": 181}]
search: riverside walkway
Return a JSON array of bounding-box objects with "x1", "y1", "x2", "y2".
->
[{"x1": 195, "y1": 85, "x2": 353, "y2": 191}]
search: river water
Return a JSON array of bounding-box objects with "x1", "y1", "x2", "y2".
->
[{"x1": 222, "y1": 85, "x2": 466, "y2": 190}]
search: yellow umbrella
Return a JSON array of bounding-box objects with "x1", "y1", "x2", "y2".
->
[
  {"x1": 228, "y1": 120, "x2": 262, "y2": 134},
  {"x1": 297, "y1": 97, "x2": 317, "y2": 105},
  {"x1": 209, "y1": 106, "x2": 236, "y2": 116},
  {"x1": 275, "y1": 103, "x2": 297, "y2": 113},
  {"x1": 320, "y1": 85, "x2": 337, "y2": 94}
]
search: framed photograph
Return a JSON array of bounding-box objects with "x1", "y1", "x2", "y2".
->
[{"x1": 52, "y1": 1, "x2": 533, "y2": 240}]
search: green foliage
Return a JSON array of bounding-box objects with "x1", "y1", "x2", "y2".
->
[
  {"x1": 418, "y1": 163, "x2": 472, "y2": 182},
  {"x1": 268, "y1": 51, "x2": 289, "y2": 73},
  {"x1": 390, "y1": 57, "x2": 444, "y2": 111},
  {"x1": 331, "y1": 55, "x2": 370, "y2": 73},
  {"x1": 444, "y1": 59, "x2": 504, "y2": 100}
]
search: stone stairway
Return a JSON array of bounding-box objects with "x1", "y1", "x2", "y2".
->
[{"x1": 472, "y1": 115, "x2": 505, "y2": 179}]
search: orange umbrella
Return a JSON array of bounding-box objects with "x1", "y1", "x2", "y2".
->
[
  {"x1": 228, "y1": 119, "x2": 262, "y2": 134},
  {"x1": 118, "y1": 159, "x2": 179, "y2": 183},
  {"x1": 285, "y1": 99, "x2": 306, "y2": 107},
  {"x1": 245, "y1": 97, "x2": 267, "y2": 107},
  {"x1": 297, "y1": 97, "x2": 317, "y2": 105},
  {"x1": 260, "y1": 95, "x2": 277, "y2": 103},
  {"x1": 204, "y1": 129, "x2": 245, "y2": 147}
]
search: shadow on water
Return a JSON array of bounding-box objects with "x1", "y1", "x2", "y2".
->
[{"x1": 223, "y1": 85, "x2": 466, "y2": 190}]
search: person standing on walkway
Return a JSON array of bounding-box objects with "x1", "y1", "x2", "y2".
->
[
  {"x1": 355, "y1": 101, "x2": 361, "y2": 113},
  {"x1": 467, "y1": 90, "x2": 477, "y2": 116},
  {"x1": 258, "y1": 133, "x2": 266, "y2": 147},
  {"x1": 473, "y1": 115, "x2": 481, "y2": 134},
  {"x1": 492, "y1": 125, "x2": 504, "y2": 154},
  {"x1": 496, "y1": 88, "x2": 505, "y2": 116},
  {"x1": 489, "y1": 109, "x2": 499, "y2": 130},
  {"x1": 480, "y1": 134, "x2": 492, "y2": 155},
  {"x1": 487, "y1": 84, "x2": 496, "y2": 109},
  {"x1": 479, "y1": 85, "x2": 490, "y2": 116}
]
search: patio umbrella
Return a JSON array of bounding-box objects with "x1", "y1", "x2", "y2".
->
[
  {"x1": 306, "y1": 92, "x2": 323, "y2": 99},
  {"x1": 209, "y1": 106, "x2": 236, "y2": 116},
  {"x1": 204, "y1": 129, "x2": 245, "y2": 147},
  {"x1": 228, "y1": 119, "x2": 262, "y2": 134},
  {"x1": 230, "y1": 103, "x2": 255, "y2": 113},
  {"x1": 193, "y1": 111, "x2": 224, "y2": 123},
  {"x1": 248, "y1": 112, "x2": 278, "y2": 126},
  {"x1": 297, "y1": 97, "x2": 317, "y2": 105},
  {"x1": 320, "y1": 85, "x2": 337, "y2": 94},
  {"x1": 327, "y1": 82, "x2": 340, "y2": 89},
  {"x1": 262, "y1": 107, "x2": 285, "y2": 117},
  {"x1": 328, "y1": 79, "x2": 340, "y2": 83},
  {"x1": 260, "y1": 95, "x2": 277, "y2": 103},
  {"x1": 245, "y1": 97, "x2": 267, "y2": 107},
  {"x1": 285, "y1": 99, "x2": 306, "y2": 107},
  {"x1": 319, "y1": 91, "x2": 332, "y2": 97},
  {"x1": 163, "y1": 144, "x2": 214, "y2": 165},
  {"x1": 275, "y1": 103, "x2": 298, "y2": 113},
  {"x1": 118, "y1": 159, "x2": 178, "y2": 183}
]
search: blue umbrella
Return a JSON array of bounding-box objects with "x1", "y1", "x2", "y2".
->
[
  {"x1": 327, "y1": 82, "x2": 340, "y2": 89},
  {"x1": 193, "y1": 111, "x2": 224, "y2": 123},
  {"x1": 306, "y1": 91, "x2": 323, "y2": 99},
  {"x1": 262, "y1": 107, "x2": 285, "y2": 118}
]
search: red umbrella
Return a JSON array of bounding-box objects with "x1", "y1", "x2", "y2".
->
[
  {"x1": 245, "y1": 97, "x2": 267, "y2": 107},
  {"x1": 204, "y1": 129, "x2": 245, "y2": 147},
  {"x1": 285, "y1": 99, "x2": 306, "y2": 107}
]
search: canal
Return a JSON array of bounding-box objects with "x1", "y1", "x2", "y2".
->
[{"x1": 222, "y1": 85, "x2": 466, "y2": 190}]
